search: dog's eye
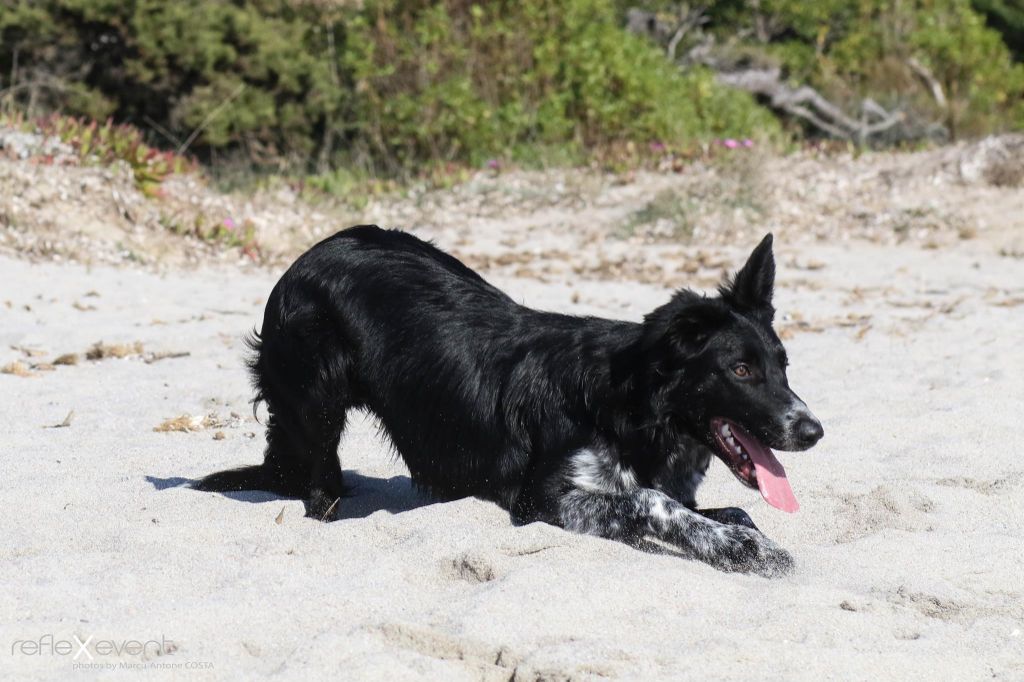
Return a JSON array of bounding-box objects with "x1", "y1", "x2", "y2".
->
[{"x1": 732, "y1": 363, "x2": 751, "y2": 378}]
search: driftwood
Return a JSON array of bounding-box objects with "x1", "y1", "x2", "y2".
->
[
  {"x1": 625, "y1": 8, "x2": 944, "y2": 144},
  {"x1": 715, "y1": 67, "x2": 905, "y2": 143},
  {"x1": 664, "y1": 5, "x2": 711, "y2": 61},
  {"x1": 906, "y1": 57, "x2": 947, "y2": 109}
]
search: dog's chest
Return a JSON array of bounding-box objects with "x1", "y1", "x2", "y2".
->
[{"x1": 650, "y1": 440, "x2": 713, "y2": 508}]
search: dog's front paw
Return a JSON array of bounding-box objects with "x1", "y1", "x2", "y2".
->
[
  {"x1": 699, "y1": 507, "x2": 759, "y2": 530},
  {"x1": 705, "y1": 524, "x2": 794, "y2": 578}
]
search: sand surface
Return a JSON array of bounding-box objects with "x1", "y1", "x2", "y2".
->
[{"x1": 2, "y1": 237, "x2": 1023, "y2": 681}]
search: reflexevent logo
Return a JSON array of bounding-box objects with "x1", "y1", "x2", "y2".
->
[{"x1": 10, "y1": 634, "x2": 213, "y2": 671}]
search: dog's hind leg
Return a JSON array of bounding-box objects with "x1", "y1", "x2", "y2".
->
[
  {"x1": 255, "y1": 402, "x2": 349, "y2": 521},
  {"x1": 556, "y1": 487, "x2": 792, "y2": 577},
  {"x1": 214, "y1": 294, "x2": 354, "y2": 519},
  {"x1": 259, "y1": 340, "x2": 353, "y2": 521},
  {"x1": 301, "y1": 409, "x2": 349, "y2": 521}
]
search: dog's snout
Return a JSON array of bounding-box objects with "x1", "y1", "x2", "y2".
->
[{"x1": 794, "y1": 416, "x2": 824, "y2": 448}]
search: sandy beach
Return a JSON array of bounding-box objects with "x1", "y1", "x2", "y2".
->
[{"x1": 2, "y1": 227, "x2": 1023, "y2": 680}]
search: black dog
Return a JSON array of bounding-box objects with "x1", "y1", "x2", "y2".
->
[{"x1": 196, "y1": 226, "x2": 822, "y2": 577}]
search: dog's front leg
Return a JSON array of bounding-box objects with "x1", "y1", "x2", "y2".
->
[
  {"x1": 697, "y1": 507, "x2": 759, "y2": 530},
  {"x1": 557, "y1": 488, "x2": 793, "y2": 577}
]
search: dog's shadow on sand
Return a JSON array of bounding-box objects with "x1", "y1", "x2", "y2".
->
[
  {"x1": 145, "y1": 472, "x2": 436, "y2": 520},
  {"x1": 148, "y1": 475, "x2": 700, "y2": 556}
]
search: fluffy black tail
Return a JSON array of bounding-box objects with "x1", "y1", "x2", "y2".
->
[{"x1": 192, "y1": 462, "x2": 308, "y2": 498}]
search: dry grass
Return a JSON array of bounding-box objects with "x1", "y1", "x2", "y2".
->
[
  {"x1": 1, "y1": 361, "x2": 33, "y2": 377},
  {"x1": 154, "y1": 414, "x2": 219, "y2": 433},
  {"x1": 86, "y1": 341, "x2": 144, "y2": 360},
  {"x1": 154, "y1": 412, "x2": 243, "y2": 433}
]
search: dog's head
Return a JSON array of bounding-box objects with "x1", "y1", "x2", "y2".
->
[{"x1": 637, "y1": 234, "x2": 822, "y2": 510}]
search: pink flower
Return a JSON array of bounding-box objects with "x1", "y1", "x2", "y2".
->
[
  {"x1": 742, "y1": 138, "x2": 754, "y2": 148},
  {"x1": 486, "y1": 159, "x2": 500, "y2": 170},
  {"x1": 649, "y1": 141, "x2": 666, "y2": 152},
  {"x1": 223, "y1": 218, "x2": 237, "y2": 231},
  {"x1": 723, "y1": 138, "x2": 739, "y2": 149}
]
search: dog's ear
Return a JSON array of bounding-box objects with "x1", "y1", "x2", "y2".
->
[
  {"x1": 720, "y1": 233, "x2": 775, "y2": 312},
  {"x1": 642, "y1": 292, "x2": 729, "y2": 356},
  {"x1": 612, "y1": 293, "x2": 727, "y2": 388}
]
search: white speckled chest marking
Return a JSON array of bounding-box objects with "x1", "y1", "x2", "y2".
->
[{"x1": 568, "y1": 446, "x2": 638, "y2": 494}]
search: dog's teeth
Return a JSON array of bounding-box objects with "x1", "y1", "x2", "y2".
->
[{"x1": 723, "y1": 424, "x2": 732, "y2": 437}]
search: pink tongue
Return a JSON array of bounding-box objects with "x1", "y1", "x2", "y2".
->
[{"x1": 732, "y1": 427, "x2": 800, "y2": 513}]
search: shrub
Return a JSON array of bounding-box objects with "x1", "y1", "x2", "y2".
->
[
  {"x1": 344, "y1": 0, "x2": 777, "y2": 170},
  {"x1": 0, "y1": 110, "x2": 191, "y2": 196},
  {"x1": 624, "y1": 0, "x2": 1024, "y2": 139},
  {"x1": 972, "y1": 0, "x2": 1024, "y2": 60},
  {"x1": 0, "y1": 0, "x2": 776, "y2": 174},
  {"x1": 37, "y1": 114, "x2": 192, "y2": 196},
  {"x1": 1, "y1": 1, "x2": 353, "y2": 168},
  {"x1": 824, "y1": 0, "x2": 1024, "y2": 137}
]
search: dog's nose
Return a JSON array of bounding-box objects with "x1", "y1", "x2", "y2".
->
[{"x1": 794, "y1": 417, "x2": 824, "y2": 448}]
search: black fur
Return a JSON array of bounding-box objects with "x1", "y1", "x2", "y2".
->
[{"x1": 195, "y1": 226, "x2": 823, "y2": 576}]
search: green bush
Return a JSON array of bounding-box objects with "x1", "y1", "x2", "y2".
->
[
  {"x1": 972, "y1": 0, "x2": 1024, "y2": 61},
  {"x1": 624, "y1": 0, "x2": 1024, "y2": 139},
  {"x1": 0, "y1": 0, "x2": 776, "y2": 174},
  {"x1": 827, "y1": 0, "x2": 1024, "y2": 137},
  {"x1": 345, "y1": 0, "x2": 777, "y2": 169}
]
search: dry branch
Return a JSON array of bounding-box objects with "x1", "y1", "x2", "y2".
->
[
  {"x1": 713, "y1": 67, "x2": 905, "y2": 143},
  {"x1": 906, "y1": 57, "x2": 947, "y2": 109},
  {"x1": 623, "y1": 8, "x2": 915, "y2": 144}
]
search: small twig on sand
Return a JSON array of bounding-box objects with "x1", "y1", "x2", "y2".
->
[
  {"x1": 144, "y1": 351, "x2": 191, "y2": 364},
  {"x1": 320, "y1": 498, "x2": 341, "y2": 522},
  {"x1": 44, "y1": 410, "x2": 74, "y2": 429}
]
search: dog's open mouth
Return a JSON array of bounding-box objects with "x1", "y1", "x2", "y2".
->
[{"x1": 710, "y1": 418, "x2": 800, "y2": 513}]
